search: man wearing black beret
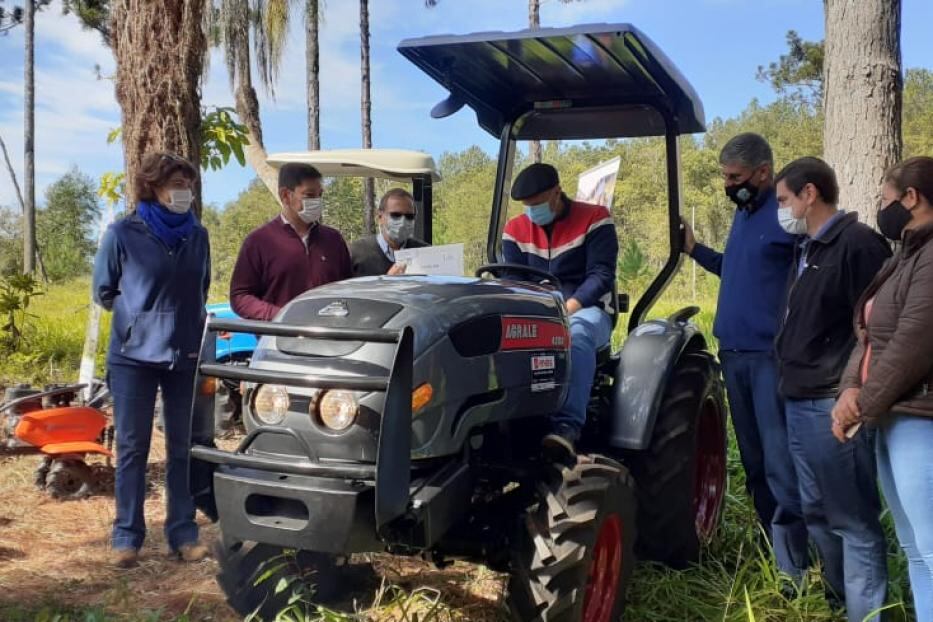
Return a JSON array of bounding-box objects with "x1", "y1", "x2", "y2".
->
[{"x1": 503, "y1": 163, "x2": 619, "y2": 458}]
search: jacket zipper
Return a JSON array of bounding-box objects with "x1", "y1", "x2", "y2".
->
[{"x1": 130, "y1": 223, "x2": 187, "y2": 368}]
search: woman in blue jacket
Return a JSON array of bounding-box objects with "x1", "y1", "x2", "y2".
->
[{"x1": 92, "y1": 152, "x2": 211, "y2": 568}]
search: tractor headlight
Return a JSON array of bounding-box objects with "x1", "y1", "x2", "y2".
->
[
  {"x1": 253, "y1": 384, "x2": 290, "y2": 425},
  {"x1": 318, "y1": 390, "x2": 358, "y2": 431}
]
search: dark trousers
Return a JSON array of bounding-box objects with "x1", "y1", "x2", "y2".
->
[
  {"x1": 108, "y1": 362, "x2": 199, "y2": 551},
  {"x1": 719, "y1": 350, "x2": 809, "y2": 577},
  {"x1": 786, "y1": 398, "x2": 887, "y2": 622}
]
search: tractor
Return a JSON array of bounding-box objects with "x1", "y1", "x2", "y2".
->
[
  {"x1": 206, "y1": 149, "x2": 440, "y2": 437},
  {"x1": 190, "y1": 23, "x2": 727, "y2": 621}
]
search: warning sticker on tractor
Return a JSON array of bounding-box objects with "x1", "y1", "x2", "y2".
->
[{"x1": 531, "y1": 352, "x2": 557, "y2": 392}]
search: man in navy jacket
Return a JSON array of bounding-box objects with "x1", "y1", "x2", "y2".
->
[
  {"x1": 683, "y1": 133, "x2": 808, "y2": 581},
  {"x1": 503, "y1": 163, "x2": 618, "y2": 458}
]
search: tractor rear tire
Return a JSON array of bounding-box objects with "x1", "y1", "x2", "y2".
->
[
  {"x1": 507, "y1": 455, "x2": 636, "y2": 622},
  {"x1": 214, "y1": 535, "x2": 339, "y2": 619},
  {"x1": 625, "y1": 352, "x2": 727, "y2": 568},
  {"x1": 46, "y1": 459, "x2": 94, "y2": 501}
]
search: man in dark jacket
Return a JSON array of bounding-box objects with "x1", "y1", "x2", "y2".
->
[
  {"x1": 502, "y1": 163, "x2": 618, "y2": 458},
  {"x1": 774, "y1": 157, "x2": 891, "y2": 622},
  {"x1": 230, "y1": 163, "x2": 352, "y2": 320},
  {"x1": 350, "y1": 188, "x2": 429, "y2": 277},
  {"x1": 683, "y1": 133, "x2": 808, "y2": 580}
]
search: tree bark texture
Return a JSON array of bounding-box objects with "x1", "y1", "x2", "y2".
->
[
  {"x1": 23, "y1": 0, "x2": 36, "y2": 274},
  {"x1": 823, "y1": 0, "x2": 902, "y2": 226},
  {"x1": 234, "y1": 2, "x2": 277, "y2": 196},
  {"x1": 306, "y1": 0, "x2": 320, "y2": 151},
  {"x1": 528, "y1": 0, "x2": 541, "y2": 164},
  {"x1": 111, "y1": 0, "x2": 206, "y2": 214},
  {"x1": 360, "y1": 0, "x2": 375, "y2": 233}
]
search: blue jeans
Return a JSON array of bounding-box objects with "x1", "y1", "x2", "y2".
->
[
  {"x1": 877, "y1": 415, "x2": 933, "y2": 622},
  {"x1": 554, "y1": 306, "x2": 612, "y2": 434},
  {"x1": 719, "y1": 350, "x2": 808, "y2": 578},
  {"x1": 108, "y1": 363, "x2": 199, "y2": 551},
  {"x1": 786, "y1": 398, "x2": 887, "y2": 622}
]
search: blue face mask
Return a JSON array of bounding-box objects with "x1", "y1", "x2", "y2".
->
[{"x1": 525, "y1": 201, "x2": 555, "y2": 226}]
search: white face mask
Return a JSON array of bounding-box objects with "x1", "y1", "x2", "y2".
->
[
  {"x1": 167, "y1": 189, "x2": 193, "y2": 214},
  {"x1": 298, "y1": 197, "x2": 323, "y2": 224},
  {"x1": 384, "y1": 214, "x2": 415, "y2": 245},
  {"x1": 778, "y1": 206, "x2": 808, "y2": 235}
]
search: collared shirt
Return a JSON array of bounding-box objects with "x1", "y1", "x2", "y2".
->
[
  {"x1": 798, "y1": 210, "x2": 846, "y2": 276},
  {"x1": 376, "y1": 230, "x2": 395, "y2": 262},
  {"x1": 281, "y1": 214, "x2": 313, "y2": 248}
]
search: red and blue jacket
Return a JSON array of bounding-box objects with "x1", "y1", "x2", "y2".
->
[{"x1": 502, "y1": 199, "x2": 618, "y2": 311}]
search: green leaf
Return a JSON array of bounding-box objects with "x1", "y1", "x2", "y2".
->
[{"x1": 106, "y1": 126, "x2": 123, "y2": 144}]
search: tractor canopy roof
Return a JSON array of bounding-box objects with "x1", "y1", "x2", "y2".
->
[
  {"x1": 398, "y1": 23, "x2": 705, "y2": 140},
  {"x1": 266, "y1": 149, "x2": 441, "y2": 182}
]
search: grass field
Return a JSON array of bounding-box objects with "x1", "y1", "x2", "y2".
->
[{"x1": 0, "y1": 279, "x2": 916, "y2": 621}]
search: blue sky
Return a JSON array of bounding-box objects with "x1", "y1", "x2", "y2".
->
[{"x1": 1, "y1": 0, "x2": 932, "y2": 210}]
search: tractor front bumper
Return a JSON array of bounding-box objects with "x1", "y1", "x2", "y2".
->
[{"x1": 194, "y1": 444, "x2": 382, "y2": 554}]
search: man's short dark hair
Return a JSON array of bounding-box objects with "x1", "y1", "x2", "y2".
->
[
  {"x1": 719, "y1": 133, "x2": 773, "y2": 169},
  {"x1": 776, "y1": 157, "x2": 840, "y2": 205},
  {"x1": 379, "y1": 188, "x2": 415, "y2": 212},
  {"x1": 278, "y1": 163, "x2": 322, "y2": 191}
]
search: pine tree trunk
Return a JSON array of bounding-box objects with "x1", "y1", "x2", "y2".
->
[
  {"x1": 823, "y1": 0, "x2": 902, "y2": 226},
  {"x1": 23, "y1": 0, "x2": 36, "y2": 274},
  {"x1": 1, "y1": 131, "x2": 46, "y2": 280},
  {"x1": 528, "y1": 0, "x2": 542, "y2": 164},
  {"x1": 306, "y1": 0, "x2": 320, "y2": 151},
  {"x1": 360, "y1": 0, "x2": 375, "y2": 233},
  {"x1": 111, "y1": 0, "x2": 207, "y2": 215}
]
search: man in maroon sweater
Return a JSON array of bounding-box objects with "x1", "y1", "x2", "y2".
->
[{"x1": 230, "y1": 163, "x2": 352, "y2": 321}]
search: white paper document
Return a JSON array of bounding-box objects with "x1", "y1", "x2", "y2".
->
[{"x1": 395, "y1": 243, "x2": 465, "y2": 276}]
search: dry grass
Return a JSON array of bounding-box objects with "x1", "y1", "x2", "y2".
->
[{"x1": 0, "y1": 429, "x2": 506, "y2": 622}]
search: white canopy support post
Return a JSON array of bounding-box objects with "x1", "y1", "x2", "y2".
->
[{"x1": 79, "y1": 199, "x2": 116, "y2": 402}]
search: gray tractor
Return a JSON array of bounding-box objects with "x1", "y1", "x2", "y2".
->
[{"x1": 190, "y1": 23, "x2": 727, "y2": 621}]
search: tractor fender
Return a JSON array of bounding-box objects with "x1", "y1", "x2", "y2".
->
[{"x1": 608, "y1": 309, "x2": 707, "y2": 451}]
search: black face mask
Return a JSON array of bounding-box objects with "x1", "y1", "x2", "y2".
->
[
  {"x1": 725, "y1": 178, "x2": 760, "y2": 210},
  {"x1": 877, "y1": 199, "x2": 913, "y2": 241}
]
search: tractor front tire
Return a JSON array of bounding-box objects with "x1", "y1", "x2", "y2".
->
[
  {"x1": 214, "y1": 381, "x2": 243, "y2": 438},
  {"x1": 507, "y1": 456, "x2": 636, "y2": 622},
  {"x1": 214, "y1": 535, "x2": 339, "y2": 619},
  {"x1": 46, "y1": 459, "x2": 94, "y2": 501},
  {"x1": 625, "y1": 352, "x2": 727, "y2": 568}
]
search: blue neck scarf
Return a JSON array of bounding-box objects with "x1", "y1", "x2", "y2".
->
[{"x1": 137, "y1": 200, "x2": 195, "y2": 249}]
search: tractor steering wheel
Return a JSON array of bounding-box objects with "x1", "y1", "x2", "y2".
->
[{"x1": 475, "y1": 263, "x2": 563, "y2": 290}]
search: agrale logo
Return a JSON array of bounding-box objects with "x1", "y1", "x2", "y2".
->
[
  {"x1": 505, "y1": 323, "x2": 538, "y2": 340},
  {"x1": 318, "y1": 300, "x2": 350, "y2": 317}
]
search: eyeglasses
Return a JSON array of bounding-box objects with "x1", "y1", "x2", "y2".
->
[{"x1": 387, "y1": 213, "x2": 416, "y2": 221}]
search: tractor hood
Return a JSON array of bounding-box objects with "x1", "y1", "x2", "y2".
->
[
  {"x1": 263, "y1": 275, "x2": 565, "y2": 359},
  {"x1": 398, "y1": 23, "x2": 705, "y2": 139}
]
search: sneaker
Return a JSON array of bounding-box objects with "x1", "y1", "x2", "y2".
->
[
  {"x1": 542, "y1": 426, "x2": 578, "y2": 465},
  {"x1": 111, "y1": 547, "x2": 139, "y2": 568},
  {"x1": 174, "y1": 541, "x2": 210, "y2": 562}
]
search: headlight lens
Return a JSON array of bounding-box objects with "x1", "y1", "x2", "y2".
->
[
  {"x1": 253, "y1": 384, "x2": 289, "y2": 425},
  {"x1": 318, "y1": 390, "x2": 358, "y2": 431}
]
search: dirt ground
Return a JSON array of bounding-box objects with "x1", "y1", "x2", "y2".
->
[{"x1": 0, "y1": 430, "x2": 505, "y2": 621}]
